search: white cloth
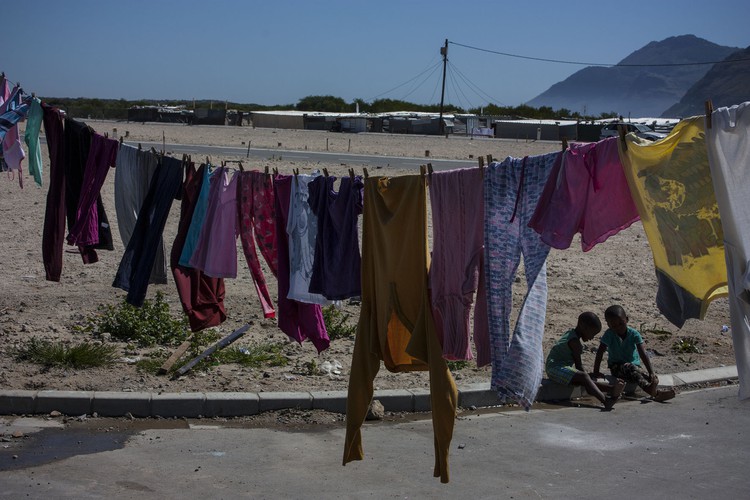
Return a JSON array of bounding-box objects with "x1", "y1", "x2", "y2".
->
[
  {"x1": 706, "y1": 101, "x2": 750, "y2": 400},
  {"x1": 286, "y1": 173, "x2": 331, "y2": 305}
]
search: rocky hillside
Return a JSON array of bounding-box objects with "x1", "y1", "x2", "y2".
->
[
  {"x1": 526, "y1": 35, "x2": 740, "y2": 117},
  {"x1": 662, "y1": 46, "x2": 750, "y2": 117}
]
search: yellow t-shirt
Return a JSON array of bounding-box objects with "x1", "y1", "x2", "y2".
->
[{"x1": 618, "y1": 117, "x2": 727, "y2": 326}]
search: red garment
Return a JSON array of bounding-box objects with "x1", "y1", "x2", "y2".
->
[
  {"x1": 237, "y1": 171, "x2": 277, "y2": 318},
  {"x1": 170, "y1": 162, "x2": 227, "y2": 331},
  {"x1": 41, "y1": 104, "x2": 66, "y2": 282}
]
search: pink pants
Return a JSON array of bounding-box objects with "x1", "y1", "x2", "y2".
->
[{"x1": 429, "y1": 167, "x2": 490, "y2": 365}]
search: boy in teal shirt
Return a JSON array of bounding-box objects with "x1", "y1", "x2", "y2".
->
[
  {"x1": 546, "y1": 311, "x2": 624, "y2": 410},
  {"x1": 593, "y1": 305, "x2": 676, "y2": 402}
]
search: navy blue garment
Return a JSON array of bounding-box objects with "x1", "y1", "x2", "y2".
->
[{"x1": 113, "y1": 155, "x2": 183, "y2": 306}]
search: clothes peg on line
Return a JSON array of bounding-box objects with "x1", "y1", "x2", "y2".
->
[
  {"x1": 420, "y1": 165, "x2": 426, "y2": 177},
  {"x1": 705, "y1": 100, "x2": 714, "y2": 129},
  {"x1": 349, "y1": 168, "x2": 355, "y2": 179},
  {"x1": 478, "y1": 156, "x2": 485, "y2": 168},
  {"x1": 238, "y1": 161, "x2": 244, "y2": 172},
  {"x1": 265, "y1": 166, "x2": 269, "y2": 176},
  {"x1": 138, "y1": 143, "x2": 142, "y2": 151},
  {"x1": 617, "y1": 125, "x2": 628, "y2": 151},
  {"x1": 119, "y1": 136, "x2": 123, "y2": 145},
  {"x1": 273, "y1": 167, "x2": 279, "y2": 176},
  {"x1": 323, "y1": 168, "x2": 329, "y2": 177},
  {"x1": 427, "y1": 163, "x2": 434, "y2": 175},
  {"x1": 486, "y1": 154, "x2": 493, "y2": 164},
  {"x1": 363, "y1": 167, "x2": 369, "y2": 179},
  {"x1": 561, "y1": 137, "x2": 568, "y2": 152}
]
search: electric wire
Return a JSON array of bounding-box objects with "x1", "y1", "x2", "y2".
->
[
  {"x1": 449, "y1": 40, "x2": 750, "y2": 67},
  {"x1": 448, "y1": 60, "x2": 508, "y2": 106},
  {"x1": 369, "y1": 57, "x2": 442, "y2": 100},
  {"x1": 400, "y1": 62, "x2": 442, "y2": 101}
]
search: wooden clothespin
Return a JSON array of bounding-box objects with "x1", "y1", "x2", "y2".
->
[
  {"x1": 150, "y1": 146, "x2": 158, "y2": 156},
  {"x1": 104, "y1": 132, "x2": 108, "y2": 139},
  {"x1": 561, "y1": 137, "x2": 568, "y2": 152},
  {"x1": 427, "y1": 163, "x2": 434, "y2": 176},
  {"x1": 206, "y1": 156, "x2": 211, "y2": 166},
  {"x1": 617, "y1": 125, "x2": 628, "y2": 151},
  {"x1": 119, "y1": 136, "x2": 124, "y2": 146},
  {"x1": 363, "y1": 167, "x2": 369, "y2": 179},
  {"x1": 265, "y1": 166, "x2": 269, "y2": 176},
  {"x1": 238, "y1": 161, "x2": 244, "y2": 172},
  {"x1": 293, "y1": 168, "x2": 300, "y2": 184},
  {"x1": 348, "y1": 168, "x2": 355, "y2": 180},
  {"x1": 323, "y1": 168, "x2": 329, "y2": 177},
  {"x1": 705, "y1": 100, "x2": 714, "y2": 129},
  {"x1": 478, "y1": 156, "x2": 485, "y2": 168},
  {"x1": 272, "y1": 167, "x2": 279, "y2": 176},
  {"x1": 138, "y1": 143, "x2": 142, "y2": 151},
  {"x1": 486, "y1": 154, "x2": 493, "y2": 164},
  {"x1": 420, "y1": 165, "x2": 426, "y2": 177}
]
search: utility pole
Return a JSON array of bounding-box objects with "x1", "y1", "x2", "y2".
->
[{"x1": 438, "y1": 39, "x2": 448, "y2": 136}]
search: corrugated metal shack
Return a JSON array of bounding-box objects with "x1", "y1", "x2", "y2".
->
[
  {"x1": 127, "y1": 105, "x2": 193, "y2": 124},
  {"x1": 493, "y1": 119, "x2": 578, "y2": 141}
]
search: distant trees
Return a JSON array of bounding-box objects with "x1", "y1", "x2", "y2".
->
[{"x1": 37, "y1": 94, "x2": 610, "y2": 122}]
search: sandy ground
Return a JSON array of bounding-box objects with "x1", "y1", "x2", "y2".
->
[{"x1": 0, "y1": 120, "x2": 736, "y2": 396}]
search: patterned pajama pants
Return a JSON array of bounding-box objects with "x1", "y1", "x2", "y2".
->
[{"x1": 484, "y1": 153, "x2": 558, "y2": 409}]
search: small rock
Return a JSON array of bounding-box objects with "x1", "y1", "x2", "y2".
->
[
  {"x1": 458, "y1": 443, "x2": 466, "y2": 449},
  {"x1": 12, "y1": 431, "x2": 24, "y2": 438},
  {"x1": 12, "y1": 454, "x2": 18, "y2": 459},
  {"x1": 49, "y1": 410, "x2": 62, "y2": 418},
  {"x1": 125, "y1": 412, "x2": 135, "y2": 421},
  {"x1": 366, "y1": 400, "x2": 385, "y2": 421},
  {"x1": 469, "y1": 405, "x2": 477, "y2": 411}
]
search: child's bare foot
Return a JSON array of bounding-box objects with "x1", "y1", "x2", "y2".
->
[
  {"x1": 653, "y1": 388, "x2": 676, "y2": 402},
  {"x1": 603, "y1": 396, "x2": 617, "y2": 411},
  {"x1": 610, "y1": 379, "x2": 626, "y2": 400}
]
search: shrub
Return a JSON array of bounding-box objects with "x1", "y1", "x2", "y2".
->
[
  {"x1": 76, "y1": 291, "x2": 190, "y2": 347},
  {"x1": 322, "y1": 305, "x2": 357, "y2": 341}
]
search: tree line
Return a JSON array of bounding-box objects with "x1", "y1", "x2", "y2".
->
[{"x1": 40, "y1": 95, "x2": 618, "y2": 122}]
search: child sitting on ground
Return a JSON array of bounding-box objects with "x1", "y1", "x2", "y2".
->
[
  {"x1": 545, "y1": 311, "x2": 625, "y2": 411},
  {"x1": 593, "y1": 305, "x2": 676, "y2": 402}
]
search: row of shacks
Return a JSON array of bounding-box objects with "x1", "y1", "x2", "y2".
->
[{"x1": 127, "y1": 106, "x2": 677, "y2": 142}]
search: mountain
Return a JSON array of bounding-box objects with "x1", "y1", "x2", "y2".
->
[
  {"x1": 525, "y1": 35, "x2": 740, "y2": 117},
  {"x1": 661, "y1": 46, "x2": 750, "y2": 117}
]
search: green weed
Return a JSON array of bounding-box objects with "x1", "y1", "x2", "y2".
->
[
  {"x1": 447, "y1": 360, "x2": 469, "y2": 371},
  {"x1": 76, "y1": 291, "x2": 190, "y2": 347},
  {"x1": 322, "y1": 305, "x2": 357, "y2": 340},
  {"x1": 14, "y1": 338, "x2": 118, "y2": 369},
  {"x1": 672, "y1": 337, "x2": 703, "y2": 354}
]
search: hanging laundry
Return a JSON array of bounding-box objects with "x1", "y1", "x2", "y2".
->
[
  {"x1": 428, "y1": 167, "x2": 489, "y2": 364},
  {"x1": 64, "y1": 118, "x2": 114, "y2": 265},
  {"x1": 286, "y1": 172, "x2": 331, "y2": 305},
  {"x1": 344, "y1": 174, "x2": 457, "y2": 484},
  {"x1": 189, "y1": 166, "x2": 239, "y2": 278},
  {"x1": 307, "y1": 174, "x2": 364, "y2": 300},
  {"x1": 178, "y1": 162, "x2": 214, "y2": 268},
  {"x1": 237, "y1": 170, "x2": 276, "y2": 318},
  {"x1": 23, "y1": 97, "x2": 43, "y2": 186},
  {"x1": 67, "y1": 133, "x2": 119, "y2": 247},
  {"x1": 273, "y1": 174, "x2": 329, "y2": 353},
  {"x1": 705, "y1": 101, "x2": 750, "y2": 400},
  {"x1": 171, "y1": 161, "x2": 227, "y2": 331},
  {"x1": 529, "y1": 137, "x2": 640, "y2": 251},
  {"x1": 115, "y1": 144, "x2": 168, "y2": 284},
  {"x1": 41, "y1": 104, "x2": 66, "y2": 282},
  {"x1": 0, "y1": 83, "x2": 27, "y2": 188},
  {"x1": 239, "y1": 170, "x2": 277, "y2": 276},
  {"x1": 112, "y1": 155, "x2": 183, "y2": 307},
  {"x1": 485, "y1": 153, "x2": 558, "y2": 410},
  {"x1": 618, "y1": 116, "x2": 728, "y2": 328}
]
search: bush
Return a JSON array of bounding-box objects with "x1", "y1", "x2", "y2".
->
[
  {"x1": 322, "y1": 305, "x2": 357, "y2": 341},
  {"x1": 14, "y1": 338, "x2": 118, "y2": 369},
  {"x1": 76, "y1": 291, "x2": 190, "y2": 347}
]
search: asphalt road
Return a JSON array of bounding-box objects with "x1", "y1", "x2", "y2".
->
[
  {"x1": 134, "y1": 140, "x2": 470, "y2": 171},
  {"x1": 1, "y1": 385, "x2": 748, "y2": 499}
]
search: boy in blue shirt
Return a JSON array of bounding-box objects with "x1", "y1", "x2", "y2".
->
[
  {"x1": 546, "y1": 311, "x2": 625, "y2": 410},
  {"x1": 593, "y1": 305, "x2": 676, "y2": 402}
]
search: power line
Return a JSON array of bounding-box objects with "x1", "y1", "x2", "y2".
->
[
  {"x1": 448, "y1": 40, "x2": 750, "y2": 67},
  {"x1": 400, "y1": 62, "x2": 442, "y2": 101},
  {"x1": 369, "y1": 58, "x2": 441, "y2": 100},
  {"x1": 448, "y1": 61, "x2": 507, "y2": 106}
]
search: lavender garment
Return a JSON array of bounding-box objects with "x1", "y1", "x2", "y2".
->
[
  {"x1": 274, "y1": 174, "x2": 329, "y2": 353},
  {"x1": 485, "y1": 153, "x2": 557, "y2": 410},
  {"x1": 189, "y1": 167, "x2": 239, "y2": 279},
  {"x1": 429, "y1": 167, "x2": 490, "y2": 364},
  {"x1": 307, "y1": 175, "x2": 364, "y2": 300}
]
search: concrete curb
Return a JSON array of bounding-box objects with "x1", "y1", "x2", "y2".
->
[{"x1": 0, "y1": 365, "x2": 738, "y2": 418}]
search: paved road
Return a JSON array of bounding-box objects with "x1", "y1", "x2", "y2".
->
[
  {"x1": 1, "y1": 385, "x2": 748, "y2": 498},
  {"x1": 135, "y1": 140, "x2": 470, "y2": 171}
]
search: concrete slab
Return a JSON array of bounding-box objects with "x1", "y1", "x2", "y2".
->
[
  {"x1": 372, "y1": 389, "x2": 413, "y2": 412},
  {"x1": 258, "y1": 392, "x2": 312, "y2": 412},
  {"x1": 536, "y1": 380, "x2": 582, "y2": 402},
  {"x1": 204, "y1": 392, "x2": 259, "y2": 417},
  {"x1": 672, "y1": 365, "x2": 738, "y2": 385},
  {"x1": 457, "y1": 383, "x2": 498, "y2": 408},
  {"x1": 34, "y1": 391, "x2": 93, "y2": 416},
  {"x1": 152, "y1": 393, "x2": 206, "y2": 418},
  {"x1": 310, "y1": 391, "x2": 347, "y2": 413},
  {"x1": 0, "y1": 416, "x2": 65, "y2": 435},
  {"x1": 0, "y1": 390, "x2": 36, "y2": 416},
  {"x1": 92, "y1": 392, "x2": 151, "y2": 417}
]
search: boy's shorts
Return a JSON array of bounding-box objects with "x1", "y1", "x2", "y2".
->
[{"x1": 546, "y1": 365, "x2": 577, "y2": 385}]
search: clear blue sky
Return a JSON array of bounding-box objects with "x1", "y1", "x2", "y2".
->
[{"x1": 2, "y1": 0, "x2": 748, "y2": 108}]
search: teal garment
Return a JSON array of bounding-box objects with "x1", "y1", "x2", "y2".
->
[
  {"x1": 179, "y1": 165, "x2": 213, "y2": 267},
  {"x1": 545, "y1": 329, "x2": 578, "y2": 370},
  {"x1": 23, "y1": 97, "x2": 43, "y2": 186},
  {"x1": 601, "y1": 326, "x2": 643, "y2": 367}
]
